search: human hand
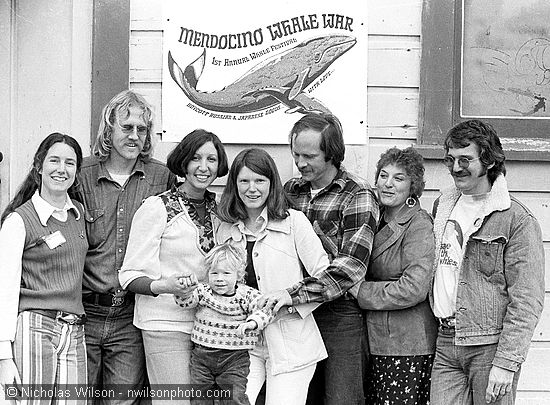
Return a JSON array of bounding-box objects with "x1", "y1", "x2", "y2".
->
[
  {"x1": 485, "y1": 365, "x2": 514, "y2": 403},
  {"x1": 236, "y1": 320, "x2": 258, "y2": 337},
  {"x1": 177, "y1": 274, "x2": 198, "y2": 289},
  {"x1": 151, "y1": 273, "x2": 198, "y2": 295},
  {"x1": 0, "y1": 358, "x2": 21, "y2": 404},
  {"x1": 258, "y1": 290, "x2": 292, "y2": 313}
]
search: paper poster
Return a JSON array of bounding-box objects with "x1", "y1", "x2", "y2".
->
[
  {"x1": 461, "y1": 0, "x2": 550, "y2": 119},
  {"x1": 162, "y1": 0, "x2": 368, "y2": 143}
]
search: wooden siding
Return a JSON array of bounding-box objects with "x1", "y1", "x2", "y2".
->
[
  {"x1": 0, "y1": 1, "x2": 93, "y2": 208},
  {"x1": 129, "y1": 0, "x2": 550, "y2": 399}
]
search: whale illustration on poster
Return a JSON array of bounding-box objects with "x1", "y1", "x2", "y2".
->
[
  {"x1": 162, "y1": 1, "x2": 367, "y2": 144},
  {"x1": 168, "y1": 35, "x2": 356, "y2": 115}
]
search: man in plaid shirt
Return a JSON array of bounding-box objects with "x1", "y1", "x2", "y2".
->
[{"x1": 261, "y1": 113, "x2": 379, "y2": 405}]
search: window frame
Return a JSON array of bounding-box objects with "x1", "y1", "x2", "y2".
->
[{"x1": 417, "y1": 0, "x2": 550, "y2": 161}]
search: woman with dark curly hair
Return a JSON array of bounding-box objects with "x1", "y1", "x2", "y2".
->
[{"x1": 352, "y1": 147, "x2": 438, "y2": 404}]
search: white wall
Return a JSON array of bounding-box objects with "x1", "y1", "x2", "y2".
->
[{"x1": 0, "y1": 0, "x2": 93, "y2": 210}]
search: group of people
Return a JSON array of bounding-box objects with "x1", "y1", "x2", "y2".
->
[{"x1": 0, "y1": 89, "x2": 545, "y2": 405}]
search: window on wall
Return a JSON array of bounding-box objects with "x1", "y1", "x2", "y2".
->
[{"x1": 418, "y1": 0, "x2": 550, "y2": 160}]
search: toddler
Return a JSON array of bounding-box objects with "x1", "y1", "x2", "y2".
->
[{"x1": 175, "y1": 242, "x2": 272, "y2": 405}]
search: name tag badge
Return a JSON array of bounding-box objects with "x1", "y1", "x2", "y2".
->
[{"x1": 44, "y1": 231, "x2": 66, "y2": 249}]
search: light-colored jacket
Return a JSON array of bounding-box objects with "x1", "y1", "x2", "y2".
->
[
  {"x1": 216, "y1": 208, "x2": 329, "y2": 375},
  {"x1": 430, "y1": 174, "x2": 545, "y2": 371},
  {"x1": 119, "y1": 193, "x2": 210, "y2": 333},
  {"x1": 356, "y1": 203, "x2": 437, "y2": 356}
]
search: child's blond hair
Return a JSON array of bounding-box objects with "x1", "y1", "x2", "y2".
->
[{"x1": 204, "y1": 242, "x2": 247, "y2": 283}]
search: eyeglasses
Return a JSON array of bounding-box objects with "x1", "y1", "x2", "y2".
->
[
  {"x1": 120, "y1": 124, "x2": 148, "y2": 137},
  {"x1": 442, "y1": 155, "x2": 481, "y2": 169}
]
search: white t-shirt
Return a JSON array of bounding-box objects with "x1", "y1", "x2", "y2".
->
[
  {"x1": 433, "y1": 193, "x2": 487, "y2": 318},
  {"x1": 310, "y1": 187, "x2": 322, "y2": 199},
  {"x1": 109, "y1": 172, "x2": 130, "y2": 187}
]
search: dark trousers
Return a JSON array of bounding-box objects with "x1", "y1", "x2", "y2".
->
[
  {"x1": 84, "y1": 302, "x2": 147, "y2": 405},
  {"x1": 306, "y1": 297, "x2": 365, "y2": 405},
  {"x1": 190, "y1": 344, "x2": 251, "y2": 405}
]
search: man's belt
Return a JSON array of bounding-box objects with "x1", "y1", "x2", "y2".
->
[
  {"x1": 438, "y1": 316, "x2": 456, "y2": 329},
  {"x1": 83, "y1": 289, "x2": 134, "y2": 307}
]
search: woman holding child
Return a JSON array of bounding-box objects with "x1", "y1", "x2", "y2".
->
[
  {"x1": 118, "y1": 129, "x2": 229, "y2": 401},
  {"x1": 215, "y1": 148, "x2": 329, "y2": 405}
]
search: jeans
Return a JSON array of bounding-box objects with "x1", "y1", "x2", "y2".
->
[
  {"x1": 306, "y1": 297, "x2": 365, "y2": 405},
  {"x1": 430, "y1": 327, "x2": 521, "y2": 405},
  {"x1": 141, "y1": 329, "x2": 193, "y2": 405},
  {"x1": 190, "y1": 345, "x2": 250, "y2": 405},
  {"x1": 247, "y1": 342, "x2": 316, "y2": 405},
  {"x1": 84, "y1": 302, "x2": 146, "y2": 405}
]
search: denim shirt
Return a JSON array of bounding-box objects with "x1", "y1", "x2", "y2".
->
[
  {"x1": 77, "y1": 156, "x2": 175, "y2": 294},
  {"x1": 431, "y1": 175, "x2": 545, "y2": 371}
]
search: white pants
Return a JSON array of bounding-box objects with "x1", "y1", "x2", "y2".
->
[{"x1": 246, "y1": 342, "x2": 316, "y2": 405}]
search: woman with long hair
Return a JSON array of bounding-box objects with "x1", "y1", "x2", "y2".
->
[
  {"x1": 216, "y1": 148, "x2": 329, "y2": 405},
  {"x1": 0, "y1": 133, "x2": 88, "y2": 402}
]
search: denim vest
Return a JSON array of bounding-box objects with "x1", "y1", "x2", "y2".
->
[{"x1": 431, "y1": 175, "x2": 545, "y2": 371}]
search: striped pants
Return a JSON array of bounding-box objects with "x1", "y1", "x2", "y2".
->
[{"x1": 13, "y1": 311, "x2": 87, "y2": 405}]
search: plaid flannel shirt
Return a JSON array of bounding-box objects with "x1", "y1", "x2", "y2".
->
[{"x1": 284, "y1": 168, "x2": 379, "y2": 304}]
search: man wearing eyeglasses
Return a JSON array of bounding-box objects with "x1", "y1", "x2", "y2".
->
[
  {"x1": 429, "y1": 119, "x2": 544, "y2": 405},
  {"x1": 76, "y1": 90, "x2": 175, "y2": 403}
]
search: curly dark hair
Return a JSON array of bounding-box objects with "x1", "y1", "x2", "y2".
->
[
  {"x1": 444, "y1": 119, "x2": 506, "y2": 185},
  {"x1": 375, "y1": 147, "x2": 426, "y2": 199}
]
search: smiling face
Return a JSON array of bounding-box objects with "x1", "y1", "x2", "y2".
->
[
  {"x1": 446, "y1": 142, "x2": 492, "y2": 195},
  {"x1": 376, "y1": 164, "x2": 412, "y2": 209},
  {"x1": 237, "y1": 166, "x2": 270, "y2": 219},
  {"x1": 39, "y1": 142, "x2": 78, "y2": 203},
  {"x1": 109, "y1": 106, "x2": 147, "y2": 166},
  {"x1": 208, "y1": 258, "x2": 239, "y2": 296},
  {"x1": 181, "y1": 141, "x2": 219, "y2": 199}
]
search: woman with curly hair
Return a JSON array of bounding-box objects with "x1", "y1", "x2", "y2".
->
[{"x1": 353, "y1": 147, "x2": 438, "y2": 404}]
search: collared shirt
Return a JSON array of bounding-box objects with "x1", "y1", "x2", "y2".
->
[
  {"x1": 284, "y1": 168, "x2": 379, "y2": 304},
  {"x1": 77, "y1": 156, "x2": 175, "y2": 294},
  {"x1": 0, "y1": 191, "x2": 80, "y2": 359},
  {"x1": 32, "y1": 191, "x2": 80, "y2": 223}
]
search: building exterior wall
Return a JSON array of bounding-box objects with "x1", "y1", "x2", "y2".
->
[
  {"x1": 128, "y1": 1, "x2": 549, "y2": 400},
  {"x1": 0, "y1": 0, "x2": 93, "y2": 208},
  {"x1": 1, "y1": 0, "x2": 547, "y2": 401}
]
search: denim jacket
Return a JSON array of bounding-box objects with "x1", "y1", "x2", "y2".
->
[{"x1": 431, "y1": 175, "x2": 545, "y2": 371}]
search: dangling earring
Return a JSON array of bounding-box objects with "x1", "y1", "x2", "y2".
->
[{"x1": 406, "y1": 196, "x2": 417, "y2": 208}]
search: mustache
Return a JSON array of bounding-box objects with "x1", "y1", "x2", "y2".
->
[{"x1": 452, "y1": 170, "x2": 469, "y2": 176}]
